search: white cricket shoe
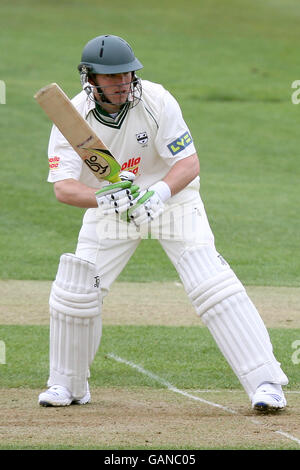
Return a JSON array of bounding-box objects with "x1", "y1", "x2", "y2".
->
[
  {"x1": 38, "y1": 383, "x2": 91, "y2": 407},
  {"x1": 252, "y1": 382, "x2": 287, "y2": 411}
]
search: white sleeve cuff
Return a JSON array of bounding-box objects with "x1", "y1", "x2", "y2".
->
[{"x1": 149, "y1": 180, "x2": 171, "y2": 203}]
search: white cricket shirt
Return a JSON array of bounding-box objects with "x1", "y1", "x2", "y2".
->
[{"x1": 47, "y1": 79, "x2": 200, "y2": 204}]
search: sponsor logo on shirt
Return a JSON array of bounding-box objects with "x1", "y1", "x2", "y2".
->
[
  {"x1": 167, "y1": 132, "x2": 192, "y2": 156},
  {"x1": 48, "y1": 156, "x2": 60, "y2": 170},
  {"x1": 121, "y1": 157, "x2": 141, "y2": 175}
]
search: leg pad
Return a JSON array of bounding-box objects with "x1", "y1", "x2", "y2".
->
[
  {"x1": 177, "y1": 245, "x2": 288, "y2": 398},
  {"x1": 48, "y1": 254, "x2": 102, "y2": 399}
]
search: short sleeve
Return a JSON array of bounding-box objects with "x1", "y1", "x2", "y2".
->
[
  {"x1": 154, "y1": 91, "x2": 196, "y2": 165},
  {"x1": 47, "y1": 124, "x2": 83, "y2": 183}
]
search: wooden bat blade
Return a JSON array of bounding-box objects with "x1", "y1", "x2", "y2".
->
[{"x1": 34, "y1": 83, "x2": 121, "y2": 183}]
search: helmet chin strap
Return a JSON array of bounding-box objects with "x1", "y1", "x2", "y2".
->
[
  {"x1": 87, "y1": 84, "x2": 133, "y2": 111},
  {"x1": 80, "y1": 77, "x2": 112, "y2": 105},
  {"x1": 94, "y1": 85, "x2": 115, "y2": 104}
]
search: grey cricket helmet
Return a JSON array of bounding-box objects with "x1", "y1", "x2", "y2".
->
[{"x1": 78, "y1": 35, "x2": 143, "y2": 75}]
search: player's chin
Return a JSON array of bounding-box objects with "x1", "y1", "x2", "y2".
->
[{"x1": 112, "y1": 92, "x2": 129, "y2": 105}]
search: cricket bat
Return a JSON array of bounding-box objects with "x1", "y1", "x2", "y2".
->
[{"x1": 34, "y1": 83, "x2": 121, "y2": 183}]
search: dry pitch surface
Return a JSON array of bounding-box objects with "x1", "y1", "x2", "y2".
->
[{"x1": 0, "y1": 281, "x2": 300, "y2": 449}]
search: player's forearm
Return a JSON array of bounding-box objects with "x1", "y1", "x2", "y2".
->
[
  {"x1": 163, "y1": 153, "x2": 200, "y2": 196},
  {"x1": 54, "y1": 179, "x2": 98, "y2": 208}
]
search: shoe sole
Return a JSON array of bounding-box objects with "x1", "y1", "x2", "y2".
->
[
  {"x1": 253, "y1": 401, "x2": 286, "y2": 412},
  {"x1": 39, "y1": 399, "x2": 72, "y2": 407},
  {"x1": 39, "y1": 397, "x2": 91, "y2": 407}
]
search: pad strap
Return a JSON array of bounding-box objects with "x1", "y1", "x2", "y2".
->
[{"x1": 188, "y1": 270, "x2": 245, "y2": 317}]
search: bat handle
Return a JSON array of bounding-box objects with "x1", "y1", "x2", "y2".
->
[{"x1": 119, "y1": 171, "x2": 136, "y2": 183}]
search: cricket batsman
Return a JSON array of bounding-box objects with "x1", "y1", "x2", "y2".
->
[{"x1": 38, "y1": 34, "x2": 288, "y2": 411}]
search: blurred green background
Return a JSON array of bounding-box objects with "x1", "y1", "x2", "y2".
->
[{"x1": 1, "y1": 0, "x2": 300, "y2": 285}]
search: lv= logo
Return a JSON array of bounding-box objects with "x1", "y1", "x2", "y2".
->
[{"x1": 168, "y1": 132, "x2": 192, "y2": 155}]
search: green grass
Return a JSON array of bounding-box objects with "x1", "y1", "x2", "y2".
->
[
  {"x1": 1, "y1": 325, "x2": 299, "y2": 391},
  {"x1": 0, "y1": 0, "x2": 300, "y2": 284}
]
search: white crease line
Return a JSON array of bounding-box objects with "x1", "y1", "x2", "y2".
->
[
  {"x1": 108, "y1": 353, "x2": 300, "y2": 447},
  {"x1": 275, "y1": 430, "x2": 300, "y2": 445},
  {"x1": 194, "y1": 389, "x2": 300, "y2": 394},
  {"x1": 108, "y1": 353, "x2": 237, "y2": 414}
]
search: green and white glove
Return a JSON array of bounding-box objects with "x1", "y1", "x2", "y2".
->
[
  {"x1": 127, "y1": 181, "x2": 171, "y2": 226},
  {"x1": 95, "y1": 172, "x2": 139, "y2": 215}
]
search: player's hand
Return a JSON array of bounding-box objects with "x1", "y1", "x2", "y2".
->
[
  {"x1": 127, "y1": 181, "x2": 171, "y2": 226},
  {"x1": 95, "y1": 178, "x2": 139, "y2": 215},
  {"x1": 127, "y1": 190, "x2": 165, "y2": 225}
]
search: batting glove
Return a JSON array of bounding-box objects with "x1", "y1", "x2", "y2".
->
[
  {"x1": 95, "y1": 172, "x2": 139, "y2": 215},
  {"x1": 127, "y1": 181, "x2": 171, "y2": 226}
]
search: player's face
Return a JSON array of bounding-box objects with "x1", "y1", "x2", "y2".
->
[{"x1": 93, "y1": 72, "x2": 132, "y2": 109}]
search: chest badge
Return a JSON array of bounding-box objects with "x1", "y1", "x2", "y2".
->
[{"x1": 136, "y1": 131, "x2": 148, "y2": 146}]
